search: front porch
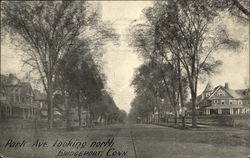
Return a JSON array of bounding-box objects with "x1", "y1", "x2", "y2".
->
[
  {"x1": 204, "y1": 105, "x2": 248, "y2": 115},
  {"x1": 0, "y1": 104, "x2": 39, "y2": 120}
]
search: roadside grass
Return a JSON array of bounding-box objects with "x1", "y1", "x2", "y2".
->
[
  {"x1": 131, "y1": 123, "x2": 250, "y2": 147},
  {"x1": 131, "y1": 124, "x2": 250, "y2": 158}
]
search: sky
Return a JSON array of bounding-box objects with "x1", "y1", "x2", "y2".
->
[
  {"x1": 100, "y1": 1, "x2": 152, "y2": 113},
  {"x1": 1, "y1": 1, "x2": 249, "y2": 113}
]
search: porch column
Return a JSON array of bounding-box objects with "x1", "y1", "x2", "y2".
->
[
  {"x1": 13, "y1": 89, "x2": 16, "y2": 103},
  {"x1": 206, "y1": 109, "x2": 210, "y2": 115},
  {"x1": 23, "y1": 108, "x2": 25, "y2": 119},
  {"x1": 243, "y1": 108, "x2": 246, "y2": 114},
  {"x1": 32, "y1": 108, "x2": 34, "y2": 118},
  {"x1": 237, "y1": 108, "x2": 240, "y2": 114},
  {"x1": 9, "y1": 106, "x2": 12, "y2": 116},
  {"x1": 18, "y1": 89, "x2": 21, "y2": 102},
  {"x1": 28, "y1": 109, "x2": 31, "y2": 119},
  {"x1": 230, "y1": 108, "x2": 233, "y2": 115},
  {"x1": 218, "y1": 109, "x2": 222, "y2": 115},
  {"x1": 5, "y1": 106, "x2": 8, "y2": 118}
]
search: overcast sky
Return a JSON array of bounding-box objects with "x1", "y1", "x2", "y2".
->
[{"x1": 1, "y1": 1, "x2": 249, "y2": 113}]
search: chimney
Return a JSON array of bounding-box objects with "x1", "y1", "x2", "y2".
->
[{"x1": 225, "y1": 82, "x2": 229, "y2": 89}]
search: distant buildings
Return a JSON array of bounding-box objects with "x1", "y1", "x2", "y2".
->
[
  {"x1": 0, "y1": 74, "x2": 45, "y2": 120},
  {"x1": 197, "y1": 82, "x2": 250, "y2": 115}
]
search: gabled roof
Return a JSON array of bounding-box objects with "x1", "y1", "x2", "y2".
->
[
  {"x1": 225, "y1": 88, "x2": 244, "y2": 99},
  {"x1": 204, "y1": 82, "x2": 213, "y2": 92},
  {"x1": 208, "y1": 85, "x2": 244, "y2": 99},
  {"x1": 235, "y1": 88, "x2": 250, "y2": 99},
  {"x1": 208, "y1": 86, "x2": 220, "y2": 99}
]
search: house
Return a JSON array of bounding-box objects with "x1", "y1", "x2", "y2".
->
[
  {"x1": 0, "y1": 74, "x2": 40, "y2": 120},
  {"x1": 33, "y1": 89, "x2": 47, "y2": 109},
  {"x1": 197, "y1": 82, "x2": 250, "y2": 115}
]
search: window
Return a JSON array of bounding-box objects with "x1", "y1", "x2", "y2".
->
[
  {"x1": 229, "y1": 100, "x2": 233, "y2": 105},
  {"x1": 221, "y1": 100, "x2": 225, "y2": 105},
  {"x1": 210, "y1": 109, "x2": 218, "y2": 115},
  {"x1": 233, "y1": 108, "x2": 238, "y2": 114},
  {"x1": 217, "y1": 90, "x2": 225, "y2": 97},
  {"x1": 239, "y1": 108, "x2": 242, "y2": 114},
  {"x1": 238, "y1": 100, "x2": 242, "y2": 105},
  {"x1": 206, "y1": 92, "x2": 210, "y2": 97},
  {"x1": 214, "y1": 100, "x2": 218, "y2": 104}
]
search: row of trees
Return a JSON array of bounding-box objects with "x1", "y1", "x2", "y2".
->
[
  {"x1": 128, "y1": 0, "x2": 249, "y2": 127},
  {"x1": 1, "y1": 1, "x2": 126, "y2": 129}
]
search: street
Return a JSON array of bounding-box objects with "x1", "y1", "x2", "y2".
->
[{"x1": 0, "y1": 123, "x2": 249, "y2": 158}]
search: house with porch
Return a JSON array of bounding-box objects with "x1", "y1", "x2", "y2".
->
[
  {"x1": 0, "y1": 74, "x2": 40, "y2": 120},
  {"x1": 197, "y1": 82, "x2": 250, "y2": 115}
]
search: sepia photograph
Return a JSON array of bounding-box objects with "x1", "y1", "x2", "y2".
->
[{"x1": 0, "y1": 1, "x2": 249, "y2": 158}]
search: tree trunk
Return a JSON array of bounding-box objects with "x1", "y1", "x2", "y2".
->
[
  {"x1": 47, "y1": 80, "x2": 54, "y2": 129},
  {"x1": 181, "y1": 115, "x2": 186, "y2": 127},
  {"x1": 178, "y1": 59, "x2": 185, "y2": 127},
  {"x1": 174, "y1": 105, "x2": 178, "y2": 124},
  {"x1": 148, "y1": 113, "x2": 150, "y2": 123},
  {"x1": 78, "y1": 104, "x2": 82, "y2": 128},
  {"x1": 86, "y1": 104, "x2": 91, "y2": 127},
  {"x1": 191, "y1": 92, "x2": 197, "y2": 127},
  {"x1": 104, "y1": 115, "x2": 107, "y2": 125},
  {"x1": 65, "y1": 93, "x2": 71, "y2": 130}
]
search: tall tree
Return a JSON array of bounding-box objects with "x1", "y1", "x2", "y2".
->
[
  {"x1": 55, "y1": 41, "x2": 106, "y2": 128},
  {"x1": 131, "y1": 61, "x2": 181, "y2": 124},
  {"x1": 2, "y1": 1, "x2": 118, "y2": 128},
  {"x1": 153, "y1": 0, "x2": 242, "y2": 126},
  {"x1": 129, "y1": 0, "x2": 240, "y2": 127},
  {"x1": 1, "y1": 1, "x2": 100, "y2": 128},
  {"x1": 129, "y1": 7, "x2": 188, "y2": 125}
]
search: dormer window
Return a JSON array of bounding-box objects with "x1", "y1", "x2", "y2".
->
[
  {"x1": 206, "y1": 92, "x2": 210, "y2": 97},
  {"x1": 217, "y1": 90, "x2": 225, "y2": 97}
]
